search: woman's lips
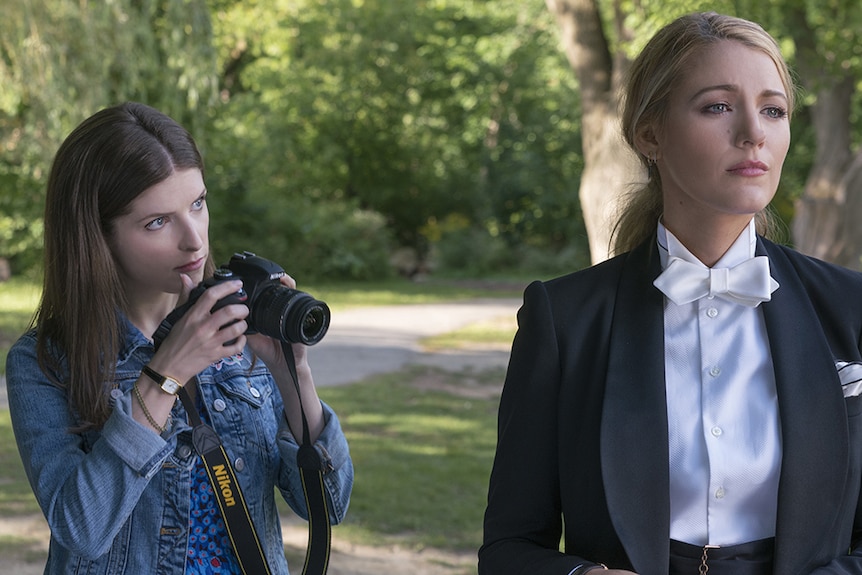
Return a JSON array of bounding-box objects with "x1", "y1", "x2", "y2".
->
[
  {"x1": 175, "y1": 257, "x2": 205, "y2": 273},
  {"x1": 727, "y1": 160, "x2": 768, "y2": 176}
]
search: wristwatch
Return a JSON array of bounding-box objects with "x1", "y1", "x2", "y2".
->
[{"x1": 141, "y1": 365, "x2": 182, "y2": 395}]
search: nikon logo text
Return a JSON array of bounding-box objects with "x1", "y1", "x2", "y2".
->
[{"x1": 213, "y1": 464, "x2": 236, "y2": 507}]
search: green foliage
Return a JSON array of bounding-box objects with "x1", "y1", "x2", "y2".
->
[
  {"x1": 433, "y1": 223, "x2": 589, "y2": 277},
  {"x1": 0, "y1": 0, "x2": 217, "y2": 273},
  {"x1": 208, "y1": 194, "x2": 395, "y2": 281},
  {"x1": 4, "y1": 0, "x2": 862, "y2": 280},
  {"x1": 202, "y1": 0, "x2": 587, "y2": 273},
  {"x1": 0, "y1": 278, "x2": 41, "y2": 374},
  {"x1": 434, "y1": 225, "x2": 511, "y2": 275}
]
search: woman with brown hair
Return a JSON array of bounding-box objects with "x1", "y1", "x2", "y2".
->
[
  {"x1": 480, "y1": 12, "x2": 862, "y2": 575},
  {"x1": 6, "y1": 101, "x2": 353, "y2": 574}
]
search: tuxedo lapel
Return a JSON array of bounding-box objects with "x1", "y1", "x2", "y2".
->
[
  {"x1": 601, "y1": 240, "x2": 671, "y2": 575},
  {"x1": 760, "y1": 241, "x2": 849, "y2": 574}
]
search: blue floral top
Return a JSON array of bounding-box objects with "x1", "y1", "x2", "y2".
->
[{"x1": 186, "y1": 393, "x2": 241, "y2": 574}]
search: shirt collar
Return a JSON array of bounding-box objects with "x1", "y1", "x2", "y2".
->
[
  {"x1": 657, "y1": 218, "x2": 757, "y2": 271},
  {"x1": 117, "y1": 313, "x2": 154, "y2": 366}
]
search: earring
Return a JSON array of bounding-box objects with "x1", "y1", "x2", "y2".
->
[{"x1": 646, "y1": 152, "x2": 657, "y2": 179}]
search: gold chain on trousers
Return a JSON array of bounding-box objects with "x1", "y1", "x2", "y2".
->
[{"x1": 699, "y1": 545, "x2": 720, "y2": 575}]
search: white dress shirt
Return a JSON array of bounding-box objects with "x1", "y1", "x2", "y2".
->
[{"x1": 657, "y1": 219, "x2": 782, "y2": 546}]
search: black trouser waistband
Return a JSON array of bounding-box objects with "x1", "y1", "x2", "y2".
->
[{"x1": 669, "y1": 537, "x2": 774, "y2": 575}]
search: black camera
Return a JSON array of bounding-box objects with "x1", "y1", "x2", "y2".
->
[{"x1": 154, "y1": 251, "x2": 330, "y2": 347}]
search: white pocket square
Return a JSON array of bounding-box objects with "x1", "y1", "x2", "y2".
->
[{"x1": 837, "y1": 361, "x2": 862, "y2": 398}]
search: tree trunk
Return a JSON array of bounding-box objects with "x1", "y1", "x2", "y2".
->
[
  {"x1": 791, "y1": 84, "x2": 862, "y2": 270},
  {"x1": 546, "y1": 0, "x2": 641, "y2": 264},
  {"x1": 788, "y1": 7, "x2": 862, "y2": 270},
  {"x1": 790, "y1": 79, "x2": 855, "y2": 263}
]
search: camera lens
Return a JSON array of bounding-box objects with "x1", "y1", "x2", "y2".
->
[{"x1": 250, "y1": 285, "x2": 331, "y2": 345}]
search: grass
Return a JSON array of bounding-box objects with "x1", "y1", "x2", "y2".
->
[
  {"x1": 0, "y1": 279, "x2": 40, "y2": 374},
  {"x1": 309, "y1": 277, "x2": 524, "y2": 310},
  {"x1": 0, "y1": 410, "x2": 40, "y2": 516},
  {"x1": 421, "y1": 315, "x2": 517, "y2": 351},
  {"x1": 318, "y1": 365, "x2": 502, "y2": 552}
]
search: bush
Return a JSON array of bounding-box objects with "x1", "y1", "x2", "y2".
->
[
  {"x1": 433, "y1": 226, "x2": 511, "y2": 275},
  {"x1": 209, "y1": 198, "x2": 394, "y2": 282},
  {"x1": 433, "y1": 225, "x2": 589, "y2": 277}
]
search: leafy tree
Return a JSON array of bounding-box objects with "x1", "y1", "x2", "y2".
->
[
  {"x1": 207, "y1": 0, "x2": 586, "y2": 273},
  {"x1": 0, "y1": 0, "x2": 217, "y2": 274}
]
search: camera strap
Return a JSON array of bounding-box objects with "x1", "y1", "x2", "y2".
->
[
  {"x1": 175, "y1": 342, "x2": 332, "y2": 575},
  {"x1": 277, "y1": 341, "x2": 332, "y2": 575},
  {"x1": 178, "y1": 385, "x2": 273, "y2": 575}
]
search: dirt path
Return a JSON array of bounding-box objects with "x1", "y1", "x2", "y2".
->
[{"x1": 2, "y1": 515, "x2": 477, "y2": 575}]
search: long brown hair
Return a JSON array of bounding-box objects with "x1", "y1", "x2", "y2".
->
[
  {"x1": 35, "y1": 102, "x2": 209, "y2": 430},
  {"x1": 612, "y1": 12, "x2": 796, "y2": 255}
]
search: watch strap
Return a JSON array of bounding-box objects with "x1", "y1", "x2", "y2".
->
[{"x1": 142, "y1": 365, "x2": 181, "y2": 395}]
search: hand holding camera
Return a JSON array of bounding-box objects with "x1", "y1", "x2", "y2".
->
[
  {"x1": 147, "y1": 277, "x2": 251, "y2": 386},
  {"x1": 153, "y1": 252, "x2": 330, "y2": 370}
]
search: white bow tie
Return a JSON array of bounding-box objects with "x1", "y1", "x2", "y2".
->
[{"x1": 653, "y1": 256, "x2": 779, "y2": 307}]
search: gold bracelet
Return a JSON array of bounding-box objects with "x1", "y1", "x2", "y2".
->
[{"x1": 133, "y1": 379, "x2": 168, "y2": 433}]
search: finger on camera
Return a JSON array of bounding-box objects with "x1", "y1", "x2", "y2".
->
[
  {"x1": 279, "y1": 274, "x2": 296, "y2": 289},
  {"x1": 177, "y1": 274, "x2": 196, "y2": 306},
  {"x1": 221, "y1": 333, "x2": 247, "y2": 353},
  {"x1": 195, "y1": 279, "x2": 244, "y2": 310},
  {"x1": 211, "y1": 303, "x2": 249, "y2": 330},
  {"x1": 219, "y1": 317, "x2": 248, "y2": 338}
]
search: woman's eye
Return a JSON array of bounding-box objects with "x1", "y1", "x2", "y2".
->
[
  {"x1": 192, "y1": 193, "x2": 207, "y2": 211},
  {"x1": 705, "y1": 103, "x2": 730, "y2": 114},
  {"x1": 764, "y1": 106, "x2": 788, "y2": 119},
  {"x1": 145, "y1": 217, "x2": 166, "y2": 230}
]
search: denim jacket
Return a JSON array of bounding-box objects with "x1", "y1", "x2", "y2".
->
[{"x1": 6, "y1": 319, "x2": 353, "y2": 574}]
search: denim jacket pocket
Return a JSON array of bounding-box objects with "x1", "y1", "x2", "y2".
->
[
  {"x1": 201, "y1": 371, "x2": 278, "y2": 455},
  {"x1": 215, "y1": 376, "x2": 273, "y2": 408}
]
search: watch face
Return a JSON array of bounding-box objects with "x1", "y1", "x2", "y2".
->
[{"x1": 161, "y1": 378, "x2": 181, "y2": 395}]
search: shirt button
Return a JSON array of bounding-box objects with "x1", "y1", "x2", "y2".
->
[
  {"x1": 707, "y1": 307, "x2": 718, "y2": 318},
  {"x1": 711, "y1": 426, "x2": 723, "y2": 437},
  {"x1": 110, "y1": 388, "x2": 123, "y2": 400},
  {"x1": 249, "y1": 387, "x2": 261, "y2": 398},
  {"x1": 709, "y1": 366, "x2": 721, "y2": 377},
  {"x1": 234, "y1": 458, "x2": 245, "y2": 472},
  {"x1": 213, "y1": 399, "x2": 227, "y2": 412},
  {"x1": 715, "y1": 487, "x2": 726, "y2": 499}
]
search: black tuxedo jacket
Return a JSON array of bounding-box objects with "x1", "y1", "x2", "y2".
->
[{"x1": 480, "y1": 237, "x2": 862, "y2": 575}]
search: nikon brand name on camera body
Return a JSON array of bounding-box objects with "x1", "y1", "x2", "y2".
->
[{"x1": 154, "y1": 251, "x2": 330, "y2": 348}]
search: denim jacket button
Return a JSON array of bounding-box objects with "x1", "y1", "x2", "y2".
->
[
  {"x1": 177, "y1": 444, "x2": 192, "y2": 459},
  {"x1": 213, "y1": 399, "x2": 227, "y2": 412},
  {"x1": 249, "y1": 387, "x2": 261, "y2": 398},
  {"x1": 234, "y1": 457, "x2": 245, "y2": 472}
]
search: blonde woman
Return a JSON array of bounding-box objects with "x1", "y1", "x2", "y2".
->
[{"x1": 481, "y1": 12, "x2": 862, "y2": 575}]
